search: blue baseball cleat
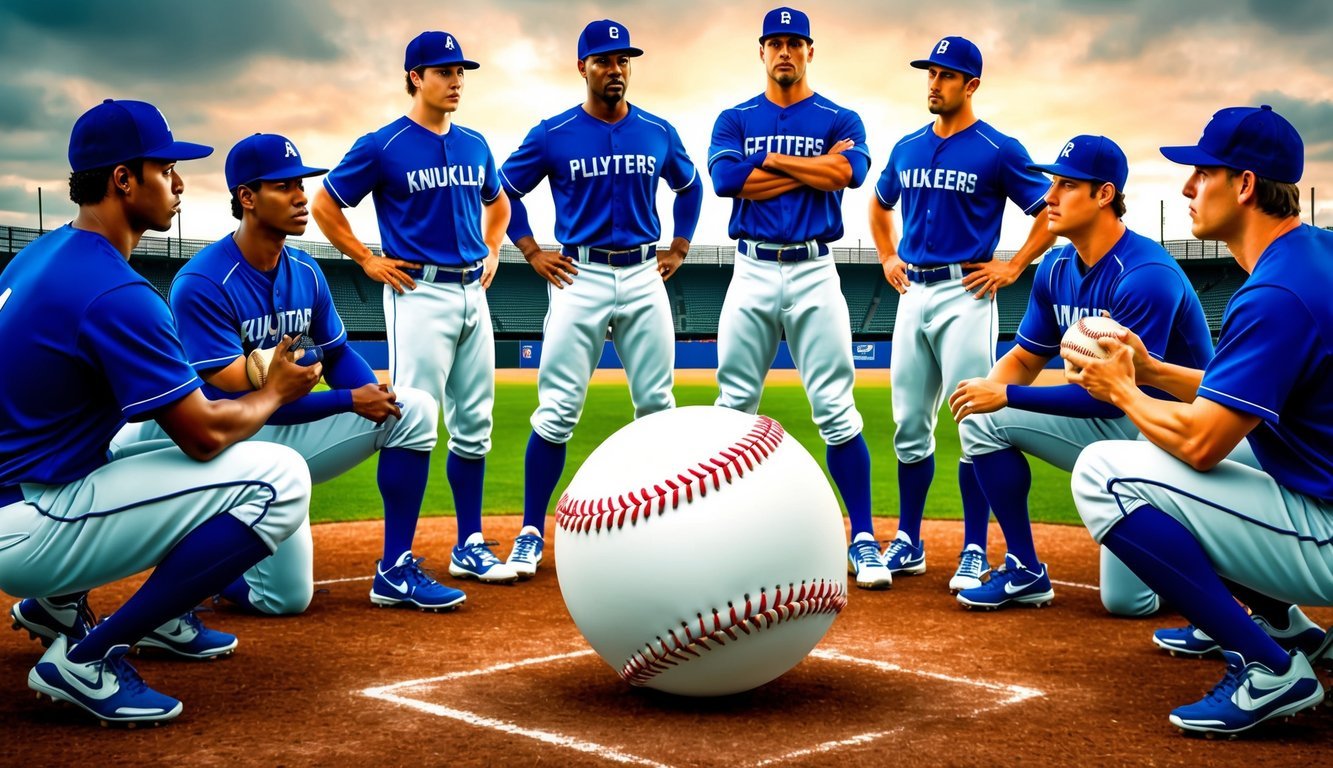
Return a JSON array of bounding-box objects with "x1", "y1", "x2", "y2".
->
[
  {"x1": 505, "y1": 526, "x2": 545, "y2": 580},
  {"x1": 1153, "y1": 605, "x2": 1327, "y2": 659},
  {"x1": 848, "y1": 532, "x2": 892, "y2": 590},
  {"x1": 1168, "y1": 650, "x2": 1324, "y2": 736},
  {"x1": 371, "y1": 552, "x2": 467, "y2": 611},
  {"x1": 28, "y1": 634, "x2": 183, "y2": 727},
  {"x1": 882, "y1": 531, "x2": 926, "y2": 575},
  {"x1": 11, "y1": 596, "x2": 97, "y2": 647},
  {"x1": 136, "y1": 610, "x2": 237, "y2": 660},
  {"x1": 956, "y1": 553, "x2": 1055, "y2": 610},
  {"x1": 449, "y1": 533, "x2": 519, "y2": 584}
]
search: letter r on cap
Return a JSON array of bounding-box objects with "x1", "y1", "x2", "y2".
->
[
  {"x1": 781, "y1": 11, "x2": 791, "y2": 24},
  {"x1": 1061, "y1": 141, "x2": 1075, "y2": 159},
  {"x1": 610, "y1": 25, "x2": 620, "y2": 39}
]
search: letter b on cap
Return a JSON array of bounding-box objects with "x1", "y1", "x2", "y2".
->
[
  {"x1": 781, "y1": 11, "x2": 791, "y2": 24},
  {"x1": 935, "y1": 39, "x2": 950, "y2": 55}
]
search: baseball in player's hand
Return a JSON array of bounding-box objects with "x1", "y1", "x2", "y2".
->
[
  {"x1": 362, "y1": 251, "x2": 422, "y2": 294},
  {"x1": 1063, "y1": 339, "x2": 1136, "y2": 403},
  {"x1": 1097, "y1": 312, "x2": 1154, "y2": 383},
  {"x1": 264, "y1": 334, "x2": 323, "y2": 404},
  {"x1": 481, "y1": 251, "x2": 500, "y2": 290},
  {"x1": 961, "y1": 259, "x2": 1021, "y2": 300},
  {"x1": 526, "y1": 249, "x2": 578, "y2": 289},
  {"x1": 948, "y1": 378, "x2": 1007, "y2": 423},
  {"x1": 880, "y1": 254, "x2": 908, "y2": 294},
  {"x1": 350, "y1": 383, "x2": 401, "y2": 424},
  {"x1": 658, "y1": 238, "x2": 688, "y2": 281}
]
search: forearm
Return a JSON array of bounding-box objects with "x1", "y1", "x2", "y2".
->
[
  {"x1": 672, "y1": 183, "x2": 703, "y2": 242},
  {"x1": 482, "y1": 194, "x2": 511, "y2": 256},
  {"x1": 1005, "y1": 209, "x2": 1057, "y2": 272},
  {"x1": 1138, "y1": 359, "x2": 1205, "y2": 403},
  {"x1": 736, "y1": 168, "x2": 804, "y2": 200},
  {"x1": 868, "y1": 201, "x2": 899, "y2": 260},
  {"x1": 763, "y1": 153, "x2": 852, "y2": 191},
  {"x1": 506, "y1": 193, "x2": 534, "y2": 244},
  {"x1": 1108, "y1": 385, "x2": 1221, "y2": 469},
  {"x1": 200, "y1": 382, "x2": 353, "y2": 426},
  {"x1": 311, "y1": 191, "x2": 375, "y2": 266},
  {"x1": 988, "y1": 352, "x2": 1044, "y2": 386}
]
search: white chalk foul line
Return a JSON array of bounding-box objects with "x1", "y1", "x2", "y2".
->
[
  {"x1": 361, "y1": 647, "x2": 1045, "y2": 768},
  {"x1": 313, "y1": 575, "x2": 373, "y2": 586},
  {"x1": 1049, "y1": 578, "x2": 1098, "y2": 592}
]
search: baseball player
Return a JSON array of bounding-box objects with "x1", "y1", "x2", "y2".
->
[
  {"x1": 500, "y1": 19, "x2": 702, "y2": 576},
  {"x1": 311, "y1": 31, "x2": 519, "y2": 583},
  {"x1": 0, "y1": 99, "x2": 316, "y2": 725},
  {"x1": 114, "y1": 133, "x2": 456, "y2": 613},
  {"x1": 869, "y1": 36, "x2": 1055, "y2": 592},
  {"x1": 946, "y1": 135, "x2": 1214, "y2": 613},
  {"x1": 1066, "y1": 105, "x2": 1331, "y2": 735},
  {"x1": 708, "y1": 7, "x2": 891, "y2": 590}
]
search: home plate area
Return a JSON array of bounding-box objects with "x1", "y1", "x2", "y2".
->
[{"x1": 361, "y1": 645, "x2": 1042, "y2": 768}]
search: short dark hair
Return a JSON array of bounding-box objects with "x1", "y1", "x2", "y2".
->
[
  {"x1": 1224, "y1": 168, "x2": 1301, "y2": 219},
  {"x1": 405, "y1": 66, "x2": 425, "y2": 96},
  {"x1": 229, "y1": 184, "x2": 255, "y2": 220},
  {"x1": 1085, "y1": 181, "x2": 1127, "y2": 218},
  {"x1": 68, "y1": 159, "x2": 145, "y2": 205}
]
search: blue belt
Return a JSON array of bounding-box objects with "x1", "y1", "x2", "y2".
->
[
  {"x1": 738, "y1": 240, "x2": 829, "y2": 262},
  {"x1": 559, "y1": 245, "x2": 657, "y2": 267},
  {"x1": 403, "y1": 264, "x2": 484, "y2": 285},
  {"x1": 905, "y1": 264, "x2": 963, "y2": 285},
  {"x1": 0, "y1": 484, "x2": 24, "y2": 507}
]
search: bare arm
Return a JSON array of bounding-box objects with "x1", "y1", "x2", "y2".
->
[
  {"x1": 948, "y1": 346, "x2": 1048, "y2": 421},
  {"x1": 761, "y1": 152, "x2": 852, "y2": 192},
  {"x1": 868, "y1": 198, "x2": 907, "y2": 294},
  {"x1": 961, "y1": 208, "x2": 1057, "y2": 300},
  {"x1": 311, "y1": 189, "x2": 421, "y2": 294},
  {"x1": 736, "y1": 169, "x2": 805, "y2": 201},
  {"x1": 479, "y1": 193, "x2": 510, "y2": 290}
]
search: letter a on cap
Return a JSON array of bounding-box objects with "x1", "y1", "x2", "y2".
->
[{"x1": 446, "y1": 35, "x2": 455, "y2": 50}]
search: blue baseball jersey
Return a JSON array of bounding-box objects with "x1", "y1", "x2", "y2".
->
[
  {"x1": 708, "y1": 93, "x2": 870, "y2": 243},
  {"x1": 169, "y1": 236, "x2": 347, "y2": 373},
  {"x1": 500, "y1": 104, "x2": 698, "y2": 247},
  {"x1": 323, "y1": 116, "x2": 501, "y2": 268},
  {"x1": 0, "y1": 226, "x2": 201, "y2": 485},
  {"x1": 874, "y1": 120, "x2": 1049, "y2": 267},
  {"x1": 1199, "y1": 225, "x2": 1333, "y2": 500},
  {"x1": 1017, "y1": 228, "x2": 1213, "y2": 371}
]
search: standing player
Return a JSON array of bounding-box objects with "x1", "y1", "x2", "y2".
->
[
  {"x1": 114, "y1": 133, "x2": 456, "y2": 613},
  {"x1": 1067, "y1": 105, "x2": 1330, "y2": 735},
  {"x1": 500, "y1": 19, "x2": 702, "y2": 577},
  {"x1": 869, "y1": 36, "x2": 1055, "y2": 592},
  {"x1": 945, "y1": 135, "x2": 1213, "y2": 613},
  {"x1": 708, "y1": 7, "x2": 891, "y2": 590},
  {"x1": 311, "y1": 31, "x2": 518, "y2": 583},
  {"x1": 0, "y1": 99, "x2": 315, "y2": 725}
]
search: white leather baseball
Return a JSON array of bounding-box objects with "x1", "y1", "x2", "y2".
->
[
  {"x1": 1061, "y1": 316, "x2": 1127, "y2": 366},
  {"x1": 555, "y1": 406, "x2": 847, "y2": 697},
  {"x1": 245, "y1": 347, "x2": 276, "y2": 389}
]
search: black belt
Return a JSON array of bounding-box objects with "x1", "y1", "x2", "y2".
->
[
  {"x1": 559, "y1": 245, "x2": 657, "y2": 267},
  {"x1": 403, "y1": 264, "x2": 484, "y2": 285},
  {"x1": 738, "y1": 240, "x2": 829, "y2": 262},
  {"x1": 0, "y1": 484, "x2": 24, "y2": 507},
  {"x1": 905, "y1": 265, "x2": 960, "y2": 285}
]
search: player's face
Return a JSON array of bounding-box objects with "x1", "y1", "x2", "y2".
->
[
  {"x1": 416, "y1": 65, "x2": 466, "y2": 112},
  {"x1": 249, "y1": 178, "x2": 310, "y2": 237},
  {"x1": 581, "y1": 54, "x2": 632, "y2": 105},
  {"x1": 1182, "y1": 166, "x2": 1242, "y2": 241},
  {"x1": 761, "y1": 36, "x2": 811, "y2": 87},
  {"x1": 926, "y1": 66, "x2": 974, "y2": 115},
  {"x1": 1043, "y1": 176, "x2": 1107, "y2": 236},
  {"x1": 125, "y1": 159, "x2": 182, "y2": 233}
]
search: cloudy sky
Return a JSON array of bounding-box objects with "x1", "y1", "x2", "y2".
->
[{"x1": 2, "y1": 0, "x2": 1330, "y2": 252}]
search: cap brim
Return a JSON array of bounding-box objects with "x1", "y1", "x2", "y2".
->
[
  {"x1": 143, "y1": 140, "x2": 214, "y2": 163},
  {"x1": 419, "y1": 59, "x2": 481, "y2": 70},
  {"x1": 1027, "y1": 162, "x2": 1100, "y2": 182},
  {"x1": 1160, "y1": 144, "x2": 1225, "y2": 168},
  {"x1": 582, "y1": 46, "x2": 644, "y2": 58},
  {"x1": 758, "y1": 34, "x2": 813, "y2": 44},
  {"x1": 909, "y1": 58, "x2": 976, "y2": 78},
  {"x1": 256, "y1": 164, "x2": 330, "y2": 183}
]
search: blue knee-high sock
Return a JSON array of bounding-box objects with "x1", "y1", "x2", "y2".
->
[
  {"x1": 827, "y1": 434, "x2": 874, "y2": 538},
  {"x1": 523, "y1": 432, "x2": 566, "y2": 535},
  {"x1": 896, "y1": 455, "x2": 935, "y2": 544},
  {"x1": 971, "y1": 448, "x2": 1038, "y2": 567},
  {"x1": 69, "y1": 514, "x2": 270, "y2": 663},
  {"x1": 379, "y1": 448, "x2": 431, "y2": 564},
  {"x1": 1101, "y1": 505, "x2": 1290, "y2": 672},
  {"x1": 447, "y1": 451, "x2": 485, "y2": 543},
  {"x1": 959, "y1": 459, "x2": 991, "y2": 551}
]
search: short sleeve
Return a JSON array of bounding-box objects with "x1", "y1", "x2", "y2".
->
[
  {"x1": 500, "y1": 124, "x2": 550, "y2": 197},
  {"x1": 322, "y1": 132, "x2": 380, "y2": 208},
  {"x1": 169, "y1": 273, "x2": 246, "y2": 373},
  {"x1": 480, "y1": 139, "x2": 501, "y2": 203},
  {"x1": 663, "y1": 123, "x2": 699, "y2": 192},
  {"x1": 1014, "y1": 258, "x2": 1060, "y2": 355},
  {"x1": 998, "y1": 138, "x2": 1050, "y2": 215},
  {"x1": 1108, "y1": 264, "x2": 1189, "y2": 361},
  {"x1": 83, "y1": 284, "x2": 201, "y2": 418},
  {"x1": 831, "y1": 109, "x2": 871, "y2": 188},
  {"x1": 873, "y1": 146, "x2": 902, "y2": 210},
  {"x1": 1200, "y1": 287, "x2": 1316, "y2": 422},
  {"x1": 707, "y1": 110, "x2": 746, "y2": 172}
]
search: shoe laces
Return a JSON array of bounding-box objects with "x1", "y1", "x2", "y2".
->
[
  {"x1": 1200, "y1": 660, "x2": 1247, "y2": 705},
  {"x1": 400, "y1": 556, "x2": 440, "y2": 586},
  {"x1": 883, "y1": 538, "x2": 911, "y2": 561},
  {"x1": 464, "y1": 540, "x2": 504, "y2": 566},
  {"x1": 956, "y1": 549, "x2": 987, "y2": 579},
  {"x1": 511, "y1": 534, "x2": 541, "y2": 562},
  {"x1": 177, "y1": 610, "x2": 204, "y2": 634},
  {"x1": 102, "y1": 648, "x2": 150, "y2": 696},
  {"x1": 850, "y1": 539, "x2": 880, "y2": 568}
]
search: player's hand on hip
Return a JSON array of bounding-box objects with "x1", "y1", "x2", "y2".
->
[
  {"x1": 658, "y1": 241, "x2": 687, "y2": 281},
  {"x1": 350, "y1": 382, "x2": 401, "y2": 424},
  {"x1": 265, "y1": 334, "x2": 323, "y2": 404},
  {"x1": 1063, "y1": 340, "x2": 1135, "y2": 402},
  {"x1": 481, "y1": 251, "x2": 500, "y2": 290},
  {"x1": 362, "y1": 252, "x2": 421, "y2": 294},
  {"x1": 961, "y1": 259, "x2": 1020, "y2": 300},
  {"x1": 948, "y1": 378, "x2": 1006, "y2": 423},
  {"x1": 880, "y1": 254, "x2": 908, "y2": 294},
  {"x1": 526, "y1": 250, "x2": 578, "y2": 289}
]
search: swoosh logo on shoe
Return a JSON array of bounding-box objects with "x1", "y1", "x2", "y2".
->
[
  {"x1": 1236, "y1": 679, "x2": 1298, "y2": 710},
  {"x1": 155, "y1": 622, "x2": 193, "y2": 642},
  {"x1": 57, "y1": 660, "x2": 115, "y2": 699},
  {"x1": 383, "y1": 577, "x2": 409, "y2": 595},
  {"x1": 1004, "y1": 579, "x2": 1034, "y2": 595}
]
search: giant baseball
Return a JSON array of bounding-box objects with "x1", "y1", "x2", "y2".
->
[{"x1": 555, "y1": 406, "x2": 847, "y2": 697}]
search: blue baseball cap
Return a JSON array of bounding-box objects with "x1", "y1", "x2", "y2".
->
[
  {"x1": 1029, "y1": 134, "x2": 1129, "y2": 191},
  {"x1": 910, "y1": 36, "x2": 983, "y2": 79},
  {"x1": 759, "y1": 7, "x2": 812, "y2": 44},
  {"x1": 68, "y1": 99, "x2": 212, "y2": 173},
  {"x1": 404, "y1": 31, "x2": 479, "y2": 71},
  {"x1": 1160, "y1": 105, "x2": 1303, "y2": 184},
  {"x1": 578, "y1": 20, "x2": 643, "y2": 59},
  {"x1": 225, "y1": 133, "x2": 328, "y2": 191}
]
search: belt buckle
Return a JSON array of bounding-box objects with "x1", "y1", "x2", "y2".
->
[{"x1": 775, "y1": 246, "x2": 797, "y2": 263}]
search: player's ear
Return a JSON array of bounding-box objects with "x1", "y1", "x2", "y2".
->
[
  {"x1": 1234, "y1": 170, "x2": 1258, "y2": 206},
  {"x1": 965, "y1": 77, "x2": 980, "y2": 97},
  {"x1": 1097, "y1": 182, "x2": 1115, "y2": 208},
  {"x1": 577, "y1": 58, "x2": 588, "y2": 78},
  {"x1": 112, "y1": 165, "x2": 133, "y2": 196}
]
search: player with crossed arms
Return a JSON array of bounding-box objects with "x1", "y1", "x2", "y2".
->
[
  {"x1": 1067, "y1": 105, "x2": 1331, "y2": 736},
  {"x1": 870, "y1": 36, "x2": 1055, "y2": 593},
  {"x1": 1, "y1": 100, "x2": 315, "y2": 725},
  {"x1": 708, "y1": 7, "x2": 891, "y2": 590},
  {"x1": 946, "y1": 135, "x2": 1213, "y2": 612},
  {"x1": 500, "y1": 19, "x2": 702, "y2": 576},
  {"x1": 113, "y1": 133, "x2": 454, "y2": 612},
  {"x1": 312, "y1": 31, "x2": 519, "y2": 584}
]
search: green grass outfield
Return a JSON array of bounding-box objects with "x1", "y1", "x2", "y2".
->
[{"x1": 313, "y1": 377, "x2": 1081, "y2": 529}]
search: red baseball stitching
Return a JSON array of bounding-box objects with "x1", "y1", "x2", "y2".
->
[
  {"x1": 554, "y1": 414, "x2": 786, "y2": 534},
  {"x1": 618, "y1": 579, "x2": 848, "y2": 687},
  {"x1": 1076, "y1": 317, "x2": 1122, "y2": 340},
  {"x1": 1059, "y1": 340, "x2": 1105, "y2": 359}
]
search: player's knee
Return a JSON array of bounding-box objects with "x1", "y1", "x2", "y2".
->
[
  {"x1": 1101, "y1": 588, "x2": 1160, "y2": 618},
  {"x1": 385, "y1": 386, "x2": 439, "y2": 452},
  {"x1": 958, "y1": 413, "x2": 1002, "y2": 457},
  {"x1": 816, "y1": 409, "x2": 863, "y2": 447},
  {"x1": 248, "y1": 583, "x2": 314, "y2": 616},
  {"x1": 246, "y1": 442, "x2": 312, "y2": 544}
]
